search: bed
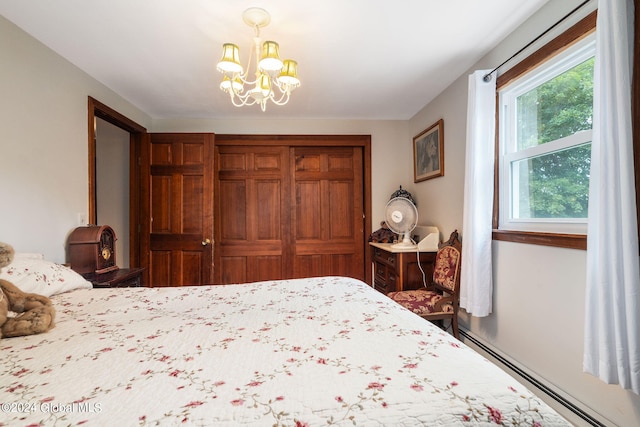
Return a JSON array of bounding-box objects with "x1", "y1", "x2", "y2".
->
[{"x1": 0, "y1": 257, "x2": 569, "y2": 426}]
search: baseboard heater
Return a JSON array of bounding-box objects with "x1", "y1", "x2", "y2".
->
[{"x1": 459, "y1": 329, "x2": 605, "y2": 427}]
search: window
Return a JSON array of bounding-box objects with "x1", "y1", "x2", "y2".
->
[
  {"x1": 493, "y1": 11, "x2": 596, "y2": 249},
  {"x1": 499, "y1": 35, "x2": 594, "y2": 234}
]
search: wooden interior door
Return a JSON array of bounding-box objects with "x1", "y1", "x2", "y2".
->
[
  {"x1": 292, "y1": 146, "x2": 365, "y2": 280},
  {"x1": 142, "y1": 133, "x2": 214, "y2": 286},
  {"x1": 214, "y1": 145, "x2": 290, "y2": 284}
]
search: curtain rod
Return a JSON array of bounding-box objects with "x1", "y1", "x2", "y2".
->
[{"x1": 483, "y1": 0, "x2": 591, "y2": 82}]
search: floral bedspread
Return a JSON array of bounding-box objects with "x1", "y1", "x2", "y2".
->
[{"x1": 1, "y1": 276, "x2": 569, "y2": 426}]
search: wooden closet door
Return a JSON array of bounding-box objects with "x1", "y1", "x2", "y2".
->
[
  {"x1": 292, "y1": 146, "x2": 365, "y2": 281},
  {"x1": 143, "y1": 133, "x2": 214, "y2": 286},
  {"x1": 214, "y1": 145, "x2": 290, "y2": 284}
]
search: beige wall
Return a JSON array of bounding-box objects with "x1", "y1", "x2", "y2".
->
[
  {"x1": 2, "y1": 2, "x2": 639, "y2": 425},
  {"x1": 407, "y1": 1, "x2": 640, "y2": 425},
  {"x1": 95, "y1": 118, "x2": 130, "y2": 267},
  {"x1": 0, "y1": 15, "x2": 151, "y2": 263}
]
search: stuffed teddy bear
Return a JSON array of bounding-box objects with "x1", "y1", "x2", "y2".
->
[
  {"x1": 0, "y1": 242, "x2": 55, "y2": 338},
  {"x1": 368, "y1": 221, "x2": 397, "y2": 243}
]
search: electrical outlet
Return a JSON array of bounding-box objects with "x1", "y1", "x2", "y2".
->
[{"x1": 77, "y1": 213, "x2": 88, "y2": 226}]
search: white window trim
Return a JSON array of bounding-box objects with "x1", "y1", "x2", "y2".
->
[{"x1": 498, "y1": 34, "x2": 595, "y2": 235}]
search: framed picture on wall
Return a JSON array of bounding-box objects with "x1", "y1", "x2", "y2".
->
[{"x1": 413, "y1": 119, "x2": 444, "y2": 182}]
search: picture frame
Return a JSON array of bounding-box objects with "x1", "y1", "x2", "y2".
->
[{"x1": 413, "y1": 119, "x2": 444, "y2": 182}]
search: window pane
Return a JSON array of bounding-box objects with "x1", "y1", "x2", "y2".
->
[
  {"x1": 512, "y1": 143, "x2": 591, "y2": 219},
  {"x1": 516, "y1": 57, "x2": 594, "y2": 150}
]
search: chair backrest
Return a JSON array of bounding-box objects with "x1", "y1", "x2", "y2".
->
[{"x1": 432, "y1": 230, "x2": 462, "y2": 294}]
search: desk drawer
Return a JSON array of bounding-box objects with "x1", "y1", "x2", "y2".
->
[
  {"x1": 372, "y1": 248, "x2": 396, "y2": 267},
  {"x1": 374, "y1": 261, "x2": 387, "y2": 282},
  {"x1": 373, "y1": 261, "x2": 397, "y2": 294}
]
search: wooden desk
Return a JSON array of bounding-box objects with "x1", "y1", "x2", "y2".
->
[{"x1": 369, "y1": 243, "x2": 436, "y2": 295}]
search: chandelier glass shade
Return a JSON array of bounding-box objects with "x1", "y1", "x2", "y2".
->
[{"x1": 217, "y1": 8, "x2": 300, "y2": 111}]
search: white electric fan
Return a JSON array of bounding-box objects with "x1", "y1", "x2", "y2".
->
[{"x1": 385, "y1": 197, "x2": 418, "y2": 249}]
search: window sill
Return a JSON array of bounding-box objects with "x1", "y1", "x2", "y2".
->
[{"x1": 492, "y1": 229, "x2": 586, "y2": 250}]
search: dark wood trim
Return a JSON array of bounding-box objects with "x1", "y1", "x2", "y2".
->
[
  {"x1": 87, "y1": 96, "x2": 147, "y2": 268},
  {"x1": 492, "y1": 92, "x2": 500, "y2": 230},
  {"x1": 493, "y1": 229, "x2": 586, "y2": 250},
  {"x1": 492, "y1": 11, "x2": 596, "y2": 250},
  {"x1": 497, "y1": 10, "x2": 597, "y2": 90},
  {"x1": 88, "y1": 99, "x2": 97, "y2": 224},
  {"x1": 138, "y1": 132, "x2": 151, "y2": 287},
  {"x1": 215, "y1": 134, "x2": 371, "y2": 147},
  {"x1": 216, "y1": 133, "x2": 373, "y2": 284},
  {"x1": 363, "y1": 139, "x2": 372, "y2": 283},
  {"x1": 89, "y1": 97, "x2": 146, "y2": 133}
]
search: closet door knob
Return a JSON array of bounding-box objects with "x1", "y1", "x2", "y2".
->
[{"x1": 202, "y1": 238, "x2": 211, "y2": 246}]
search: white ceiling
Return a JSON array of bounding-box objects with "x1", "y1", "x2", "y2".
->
[{"x1": 0, "y1": 0, "x2": 550, "y2": 120}]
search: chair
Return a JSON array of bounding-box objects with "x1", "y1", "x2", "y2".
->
[{"x1": 387, "y1": 230, "x2": 462, "y2": 339}]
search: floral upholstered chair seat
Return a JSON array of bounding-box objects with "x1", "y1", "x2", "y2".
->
[
  {"x1": 387, "y1": 230, "x2": 462, "y2": 338},
  {"x1": 387, "y1": 289, "x2": 453, "y2": 316}
]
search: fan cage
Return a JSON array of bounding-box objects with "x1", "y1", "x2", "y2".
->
[{"x1": 385, "y1": 197, "x2": 418, "y2": 249}]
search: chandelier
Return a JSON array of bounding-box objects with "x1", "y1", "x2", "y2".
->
[{"x1": 216, "y1": 7, "x2": 300, "y2": 111}]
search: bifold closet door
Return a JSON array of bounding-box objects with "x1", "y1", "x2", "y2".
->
[
  {"x1": 214, "y1": 144, "x2": 365, "y2": 284},
  {"x1": 214, "y1": 145, "x2": 290, "y2": 284},
  {"x1": 291, "y1": 146, "x2": 365, "y2": 281}
]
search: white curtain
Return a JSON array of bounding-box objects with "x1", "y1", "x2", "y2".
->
[
  {"x1": 459, "y1": 70, "x2": 496, "y2": 317},
  {"x1": 584, "y1": 0, "x2": 640, "y2": 394}
]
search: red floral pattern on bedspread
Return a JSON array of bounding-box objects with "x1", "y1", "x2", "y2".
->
[{"x1": 0, "y1": 277, "x2": 569, "y2": 426}]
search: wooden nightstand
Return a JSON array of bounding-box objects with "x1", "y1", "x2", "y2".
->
[
  {"x1": 84, "y1": 268, "x2": 144, "y2": 288},
  {"x1": 370, "y1": 243, "x2": 436, "y2": 295}
]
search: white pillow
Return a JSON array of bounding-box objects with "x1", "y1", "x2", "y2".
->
[
  {"x1": 13, "y1": 253, "x2": 45, "y2": 260},
  {"x1": 0, "y1": 254, "x2": 92, "y2": 296}
]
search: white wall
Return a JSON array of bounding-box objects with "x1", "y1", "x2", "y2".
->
[
  {"x1": 407, "y1": 1, "x2": 640, "y2": 426},
  {"x1": 96, "y1": 118, "x2": 130, "y2": 268},
  {"x1": 0, "y1": 15, "x2": 151, "y2": 263}
]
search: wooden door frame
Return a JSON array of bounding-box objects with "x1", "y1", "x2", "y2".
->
[
  {"x1": 87, "y1": 97, "x2": 147, "y2": 268},
  {"x1": 215, "y1": 134, "x2": 373, "y2": 284}
]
